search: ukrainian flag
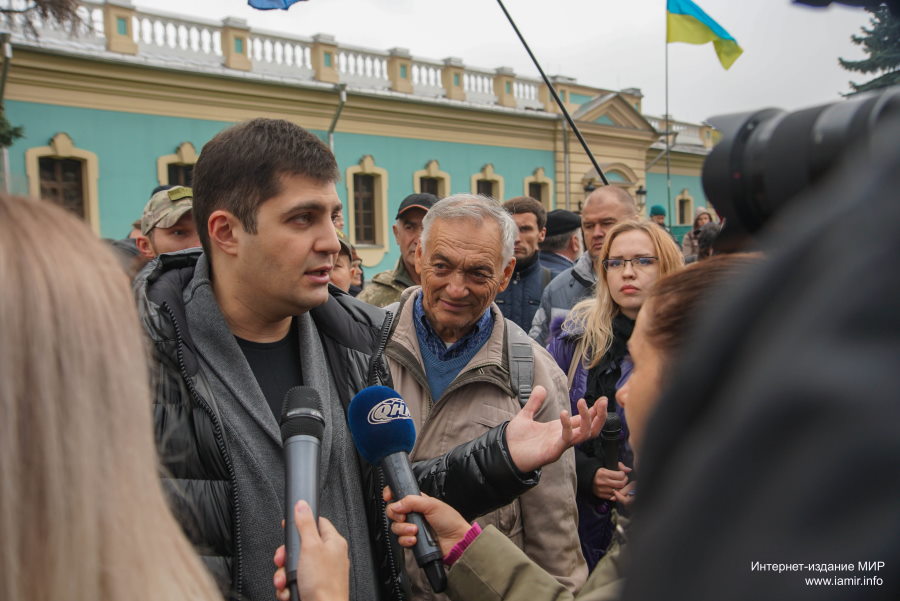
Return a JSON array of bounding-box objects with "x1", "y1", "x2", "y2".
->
[{"x1": 667, "y1": 0, "x2": 743, "y2": 70}]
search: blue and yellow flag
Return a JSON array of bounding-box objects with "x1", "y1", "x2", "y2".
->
[
  {"x1": 667, "y1": 0, "x2": 743, "y2": 69},
  {"x1": 248, "y1": 0, "x2": 307, "y2": 10}
]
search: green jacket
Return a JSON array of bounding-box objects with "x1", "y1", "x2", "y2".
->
[
  {"x1": 448, "y1": 518, "x2": 628, "y2": 601},
  {"x1": 357, "y1": 258, "x2": 416, "y2": 307}
]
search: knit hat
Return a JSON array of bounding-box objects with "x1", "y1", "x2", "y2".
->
[{"x1": 649, "y1": 204, "x2": 666, "y2": 217}]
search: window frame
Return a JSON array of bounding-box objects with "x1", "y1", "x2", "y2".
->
[
  {"x1": 345, "y1": 155, "x2": 389, "y2": 267},
  {"x1": 26, "y1": 132, "x2": 99, "y2": 233}
]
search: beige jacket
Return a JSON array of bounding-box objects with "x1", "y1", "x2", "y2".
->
[
  {"x1": 385, "y1": 287, "x2": 587, "y2": 601},
  {"x1": 447, "y1": 518, "x2": 627, "y2": 601}
]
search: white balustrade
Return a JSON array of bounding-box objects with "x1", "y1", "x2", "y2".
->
[
  {"x1": 513, "y1": 79, "x2": 543, "y2": 110},
  {"x1": 130, "y1": 10, "x2": 221, "y2": 67},
  {"x1": 336, "y1": 46, "x2": 389, "y2": 89},
  {"x1": 5, "y1": 1, "x2": 614, "y2": 115},
  {"x1": 250, "y1": 31, "x2": 313, "y2": 78},
  {"x1": 411, "y1": 59, "x2": 442, "y2": 98},
  {"x1": 463, "y1": 70, "x2": 496, "y2": 105}
]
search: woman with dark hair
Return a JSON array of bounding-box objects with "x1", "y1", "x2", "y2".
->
[{"x1": 681, "y1": 208, "x2": 714, "y2": 261}]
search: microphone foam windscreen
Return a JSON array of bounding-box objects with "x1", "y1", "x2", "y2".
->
[
  {"x1": 348, "y1": 386, "x2": 416, "y2": 465},
  {"x1": 280, "y1": 386, "x2": 325, "y2": 443}
]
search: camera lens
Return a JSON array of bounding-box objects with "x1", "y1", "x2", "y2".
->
[{"x1": 702, "y1": 87, "x2": 900, "y2": 250}]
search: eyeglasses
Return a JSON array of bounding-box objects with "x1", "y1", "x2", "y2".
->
[{"x1": 602, "y1": 257, "x2": 659, "y2": 270}]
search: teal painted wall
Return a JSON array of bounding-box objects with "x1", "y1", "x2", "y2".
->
[
  {"x1": 569, "y1": 92, "x2": 594, "y2": 106},
  {"x1": 646, "y1": 171, "x2": 708, "y2": 238},
  {"x1": 331, "y1": 131, "x2": 555, "y2": 272},
  {"x1": 6, "y1": 101, "x2": 554, "y2": 273},
  {"x1": 6, "y1": 100, "x2": 238, "y2": 237}
]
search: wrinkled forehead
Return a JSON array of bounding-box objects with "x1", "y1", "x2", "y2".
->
[{"x1": 423, "y1": 217, "x2": 503, "y2": 259}]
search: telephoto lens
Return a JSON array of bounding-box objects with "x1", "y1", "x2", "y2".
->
[{"x1": 702, "y1": 87, "x2": 900, "y2": 251}]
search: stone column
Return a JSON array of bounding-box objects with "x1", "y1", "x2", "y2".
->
[
  {"x1": 388, "y1": 47, "x2": 413, "y2": 94},
  {"x1": 493, "y1": 67, "x2": 516, "y2": 108},
  {"x1": 441, "y1": 57, "x2": 465, "y2": 101},
  {"x1": 312, "y1": 34, "x2": 340, "y2": 84},
  {"x1": 221, "y1": 17, "x2": 251, "y2": 71},
  {"x1": 104, "y1": 0, "x2": 138, "y2": 55}
]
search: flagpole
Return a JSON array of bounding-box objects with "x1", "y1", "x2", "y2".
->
[{"x1": 664, "y1": 7, "x2": 672, "y2": 228}]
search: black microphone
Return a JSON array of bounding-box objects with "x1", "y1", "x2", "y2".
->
[
  {"x1": 600, "y1": 412, "x2": 621, "y2": 471},
  {"x1": 347, "y1": 386, "x2": 447, "y2": 593},
  {"x1": 280, "y1": 386, "x2": 326, "y2": 601}
]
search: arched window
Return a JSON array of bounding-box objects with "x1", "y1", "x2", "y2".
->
[
  {"x1": 157, "y1": 142, "x2": 198, "y2": 186},
  {"x1": 346, "y1": 155, "x2": 389, "y2": 266},
  {"x1": 26, "y1": 133, "x2": 99, "y2": 232},
  {"x1": 470, "y1": 163, "x2": 504, "y2": 201},
  {"x1": 523, "y1": 166, "x2": 553, "y2": 208},
  {"x1": 413, "y1": 159, "x2": 450, "y2": 198},
  {"x1": 676, "y1": 189, "x2": 694, "y2": 225}
]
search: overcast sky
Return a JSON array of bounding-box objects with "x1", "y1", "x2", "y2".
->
[{"x1": 137, "y1": 0, "x2": 873, "y2": 124}]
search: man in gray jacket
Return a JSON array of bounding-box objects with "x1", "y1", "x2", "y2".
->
[{"x1": 529, "y1": 187, "x2": 638, "y2": 345}]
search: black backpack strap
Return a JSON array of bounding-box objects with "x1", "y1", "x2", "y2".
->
[{"x1": 506, "y1": 318, "x2": 535, "y2": 407}]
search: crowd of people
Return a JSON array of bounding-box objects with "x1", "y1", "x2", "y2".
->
[{"x1": 3, "y1": 114, "x2": 894, "y2": 601}]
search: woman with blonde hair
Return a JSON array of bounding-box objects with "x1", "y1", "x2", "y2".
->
[
  {"x1": 0, "y1": 194, "x2": 222, "y2": 601},
  {"x1": 547, "y1": 219, "x2": 683, "y2": 568}
]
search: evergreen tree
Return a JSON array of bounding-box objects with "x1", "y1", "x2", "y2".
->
[{"x1": 839, "y1": 5, "x2": 900, "y2": 96}]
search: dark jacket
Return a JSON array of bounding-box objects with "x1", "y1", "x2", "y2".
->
[
  {"x1": 547, "y1": 314, "x2": 634, "y2": 570},
  {"x1": 495, "y1": 254, "x2": 552, "y2": 332},
  {"x1": 136, "y1": 250, "x2": 539, "y2": 601},
  {"x1": 529, "y1": 253, "x2": 597, "y2": 345},
  {"x1": 538, "y1": 250, "x2": 575, "y2": 280}
]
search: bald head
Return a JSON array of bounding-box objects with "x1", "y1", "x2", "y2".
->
[{"x1": 581, "y1": 186, "x2": 639, "y2": 260}]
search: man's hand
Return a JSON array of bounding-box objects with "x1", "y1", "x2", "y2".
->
[
  {"x1": 273, "y1": 500, "x2": 349, "y2": 601},
  {"x1": 505, "y1": 386, "x2": 605, "y2": 473},
  {"x1": 384, "y1": 487, "x2": 472, "y2": 557},
  {"x1": 592, "y1": 462, "x2": 633, "y2": 501}
]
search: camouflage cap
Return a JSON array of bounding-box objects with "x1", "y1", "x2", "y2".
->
[
  {"x1": 140, "y1": 186, "x2": 194, "y2": 236},
  {"x1": 336, "y1": 228, "x2": 353, "y2": 257}
]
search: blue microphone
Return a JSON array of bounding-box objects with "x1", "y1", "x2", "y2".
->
[{"x1": 348, "y1": 386, "x2": 447, "y2": 593}]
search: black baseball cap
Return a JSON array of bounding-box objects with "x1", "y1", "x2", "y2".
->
[{"x1": 396, "y1": 193, "x2": 438, "y2": 219}]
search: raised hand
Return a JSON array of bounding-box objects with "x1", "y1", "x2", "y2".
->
[{"x1": 505, "y1": 387, "x2": 605, "y2": 473}]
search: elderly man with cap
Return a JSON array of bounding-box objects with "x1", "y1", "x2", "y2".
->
[
  {"x1": 358, "y1": 192, "x2": 438, "y2": 307},
  {"x1": 135, "y1": 185, "x2": 201, "y2": 259},
  {"x1": 538, "y1": 209, "x2": 582, "y2": 279}
]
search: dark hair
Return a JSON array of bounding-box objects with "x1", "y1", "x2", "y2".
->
[
  {"x1": 191, "y1": 118, "x2": 339, "y2": 255},
  {"x1": 645, "y1": 254, "x2": 761, "y2": 354},
  {"x1": 503, "y1": 196, "x2": 547, "y2": 230},
  {"x1": 693, "y1": 210, "x2": 713, "y2": 230}
]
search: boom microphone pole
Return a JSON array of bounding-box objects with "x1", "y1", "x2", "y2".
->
[{"x1": 495, "y1": 0, "x2": 609, "y2": 186}]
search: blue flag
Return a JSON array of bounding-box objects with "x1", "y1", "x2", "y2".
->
[{"x1": 248, "y1": 0, "x2": 307, "y2": 10}]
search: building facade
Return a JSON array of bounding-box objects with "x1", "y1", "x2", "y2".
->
[{"x1": 3, "y1": 0, "x2": 713, "y2": 272}]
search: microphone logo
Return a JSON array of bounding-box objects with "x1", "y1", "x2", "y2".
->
[{"x1": 367, "y1": 398, "x2": 412, "y2": 424}]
